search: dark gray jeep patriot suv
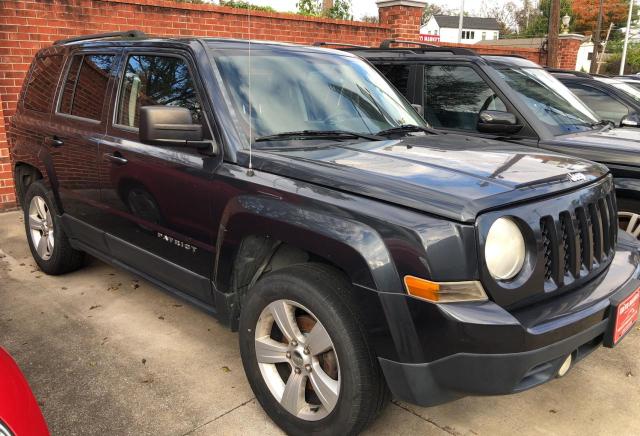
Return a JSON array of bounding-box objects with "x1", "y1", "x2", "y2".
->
[{"x1": 9, "y1": 32, "x2": 640, "y2": 435}]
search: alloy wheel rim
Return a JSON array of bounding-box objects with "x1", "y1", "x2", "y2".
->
[
  {"x1": 255, "y1": 299, "x2": 340, "y2": 421},
  {"x1": 28, "y1": 196, "x2": 54, "y2": 260},
  {"x1": 619, "y1": 211, "x2": 640, "y2": 239}
]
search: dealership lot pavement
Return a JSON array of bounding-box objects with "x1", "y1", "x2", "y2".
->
[{"x1": 1, "y1": 209, "x2": 639, "y2": 436}]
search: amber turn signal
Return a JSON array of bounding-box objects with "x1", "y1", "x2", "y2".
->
[{"x1": 403, "y1": 276, "x2": 488, "y2": 303}]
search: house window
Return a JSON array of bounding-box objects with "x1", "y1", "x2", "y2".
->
[
  {"x1": 494, "y1": 32, "x2": 498, "y2": 39},
  {"x1": 462, "y1": 31, "x2": 475, "y2": 40},
  {"x1": 482, "y1": 32, "x2": 487, "y2": 40}
]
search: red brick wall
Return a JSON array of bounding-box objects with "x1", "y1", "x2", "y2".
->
[
  {"x1": 0, "y1": 0, "x2": 578, "y2": 210},
  {"x1": 0, "y1": 103, "x2": 13, "y2": 206},
  {"x1": 433, "y1": 42, "x2": 545, "y2": 65}
]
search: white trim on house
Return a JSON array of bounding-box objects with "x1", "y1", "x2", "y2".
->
[{"x1": 420, "y1": 15, "x2": 500, "y2": 44}]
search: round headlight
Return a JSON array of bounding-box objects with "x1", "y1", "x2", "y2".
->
[{"x1": 485, "y1": 217, "x2": 526, "y2": 280}]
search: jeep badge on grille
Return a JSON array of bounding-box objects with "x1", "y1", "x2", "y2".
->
[{"x1": 568, "y1": 173, "x2": 587, "y2": 182}]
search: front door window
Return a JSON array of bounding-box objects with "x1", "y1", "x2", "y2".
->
[
  {"x1": 424, "y1": 65, "x2": 507, "y2": 131},
  {"x1": 116, "y1": 54, "x2": 202, "y2": 128}
]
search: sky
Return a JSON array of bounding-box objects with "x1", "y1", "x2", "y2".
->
[{"x1": 241, "y1": 0, "x2": 525, "y2": 20}]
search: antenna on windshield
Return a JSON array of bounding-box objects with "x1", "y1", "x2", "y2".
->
[{"x1": 246, "y1": 5, "x2": 254, "y2": 177}]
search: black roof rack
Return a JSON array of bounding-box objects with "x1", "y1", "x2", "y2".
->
[
  {"x1": 54, "y1": 30, "x2": 147, "y2": 45},
  {"x1": 313, "y1": 42, "x2": 370, "y2": 48},
  {"x1": 380, "y1": 39, "x2": 438, "y2": 49},
  {"x1": 480, "y1": 53, "x2": 528, "y2": 60}
]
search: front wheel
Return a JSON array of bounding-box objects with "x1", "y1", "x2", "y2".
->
[{"x1": 239, "y1": 263, "x2": 388, "y2": 435}]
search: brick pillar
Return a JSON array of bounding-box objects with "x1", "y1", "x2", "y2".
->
[
  {"x1": 556, "y1": 34, "x2": 584, "y2": 70},
  {"x1": 377, "y1": 0, "x2": 427, "y2": 41}
]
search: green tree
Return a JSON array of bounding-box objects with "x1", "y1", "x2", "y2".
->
[
  {"x1": 602, "y1": 39, "x2": 640, "y2": 74},
  {"x1": 521, "y1": 0, "x2": 572, "y2": 37},
  {"x1": 422, "y1": 2, "x2": 453, "y2": 24},
  {"x1": 296, "y1": 0, "x2": 352, "y2": 20},
  {"x1": 219, "y1": 1, "x2": 276, "y2": 12},
  {"x1": 360, "y1": 15, "x2": 379, "y2": 23},
  {"x1": 296, "y1": 0, "x2": 319, "y2": 16}
]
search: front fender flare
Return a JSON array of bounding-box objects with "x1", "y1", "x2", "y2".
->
[{"x1": 214, "y1": 195, "x2": 402, "y2": 294}]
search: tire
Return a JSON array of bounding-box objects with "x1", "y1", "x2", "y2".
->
[
  {"x1": 617, "y1": 197, "x2": 640, "y2": 239},
  {"x1": 23, "y1": 181, "x2": 85, "y2": 275},
  {"x1": 239, "y1": 263, "x2": 389, "y2": 436}
]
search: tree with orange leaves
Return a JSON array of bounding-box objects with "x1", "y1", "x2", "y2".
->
[{"x1": 571, "y1": 0, "x2": 630, "y2": 35}]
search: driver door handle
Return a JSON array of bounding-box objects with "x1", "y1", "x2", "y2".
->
[
  {"x1": 102, "y1": 152, "x2": 128, "y2": 165},
  {"x1": 45, "y1": 136, "x2": 64, "y2": 147}
]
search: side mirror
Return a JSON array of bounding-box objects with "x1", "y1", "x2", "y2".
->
[
  {"x1": 139, "y1": 106, "x2": 207, "y2": 148},
  {"x1": 477, "y1": 110, "x2": 523, "y2": 134},
  {"x1": 411, "y1": 104, "x2": 424, "y2": 117},
  {"x1": 621, "y1": 113, "x2": 640, "y2": 127}
]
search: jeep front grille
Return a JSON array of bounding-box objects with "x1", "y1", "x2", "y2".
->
[{"x1": 540, "y1": 189, "x2": 617, "y2": 287}]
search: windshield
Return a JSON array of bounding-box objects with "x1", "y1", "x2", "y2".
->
[
  {"x1": 495, "y1": 67, "x2": 600, "y2": 136},
  {"x1": 210, "y1": 47, "x2": 426, "y2": 146},
  {"x1": 608, "y1": 80, "x2": 640, "y2": 102},
  {"x1": 621, "y1": 80, "x2": 640, "y2": 92}
]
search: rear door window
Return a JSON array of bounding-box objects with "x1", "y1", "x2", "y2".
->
[
  {"x1": 23, "y1": 54, "x2": 64, "y2": 113},
  {"x1": 115, "y1": 54, "x2": 201, "y2": 129},
  {"x1": 566, "y1": 83, "x2": 629, "y2": 125},
  {"x1": 58, "y1": 54, "x2": 115, "y2": 121},
  {"x1": 424, "y1": 64, "x2": 506, "y2": 131}
]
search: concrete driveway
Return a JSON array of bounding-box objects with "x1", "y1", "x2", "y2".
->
[{"x1": 1, "y1": 209, "x2": 639, "y2": 436}]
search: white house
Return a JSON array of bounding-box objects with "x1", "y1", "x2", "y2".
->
[
  {"x1": 420, "y1": 15, "x2": 500, "y2": 44},
  {"x1": 576, "y1": 40, "x2": 594, "y2": 72}
]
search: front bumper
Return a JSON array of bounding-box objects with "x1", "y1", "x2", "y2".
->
[{"x1": 378, "y1": 233, "x2": 640, "y2": 407}]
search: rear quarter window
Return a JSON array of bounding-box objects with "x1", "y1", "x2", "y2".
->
[
  {"x1": 23, "y1": 54, "x2": 64, "y2": 113},
  {"x1": 58, "y1": 54, "x2": 115, "y2": 121}
]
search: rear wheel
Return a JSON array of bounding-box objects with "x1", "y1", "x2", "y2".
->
[
  {"x1": 23, "y1": 181, "x2": 85, "y2": 275},
  {"x1": 239, "y1": 263, "x2": 388, "y2": 435}
]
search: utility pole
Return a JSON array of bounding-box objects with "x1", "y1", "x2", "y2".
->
[
  {"x1": 620, "y1": 0, "x2": 635, "y2": 75},
  {"x1": 457, "y1": 0, "x2": 465, "y2": 43},
  {"x1": 547, "y1": 0, "x2": 560, "y2": 67},
  {"x1": 590, "y1": 0, "x2": 604, "y2": 74}
]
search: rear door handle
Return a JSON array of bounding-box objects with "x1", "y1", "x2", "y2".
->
[
  {"x1": 102, "y1": 153, "x2": 128, "y2": 165},
  {"x1": 45, "y1": 136, "x2": 64, "y2": 147}
]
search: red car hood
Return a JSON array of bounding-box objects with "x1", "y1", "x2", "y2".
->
[{"x1": 0, "y1": 347, "x2": 49, "y2": 436}]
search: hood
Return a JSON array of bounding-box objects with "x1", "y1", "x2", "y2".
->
[
  {"x1": 545, "y1": 127, "x2": 640, "y2": 168},
  {"x1": 249, "y1": 134, "x2": 608, "y2": 222}
]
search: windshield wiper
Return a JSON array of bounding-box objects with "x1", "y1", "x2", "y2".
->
[
  {"x1": 375, "y1": 124, "x2": 439, "y2": 137},
  {"x1": 590, "y1": 120, "x2": 613, "y2": 129},
  {"x1": 254, "y1": 130, "x2": 383, "y2": 142}
]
